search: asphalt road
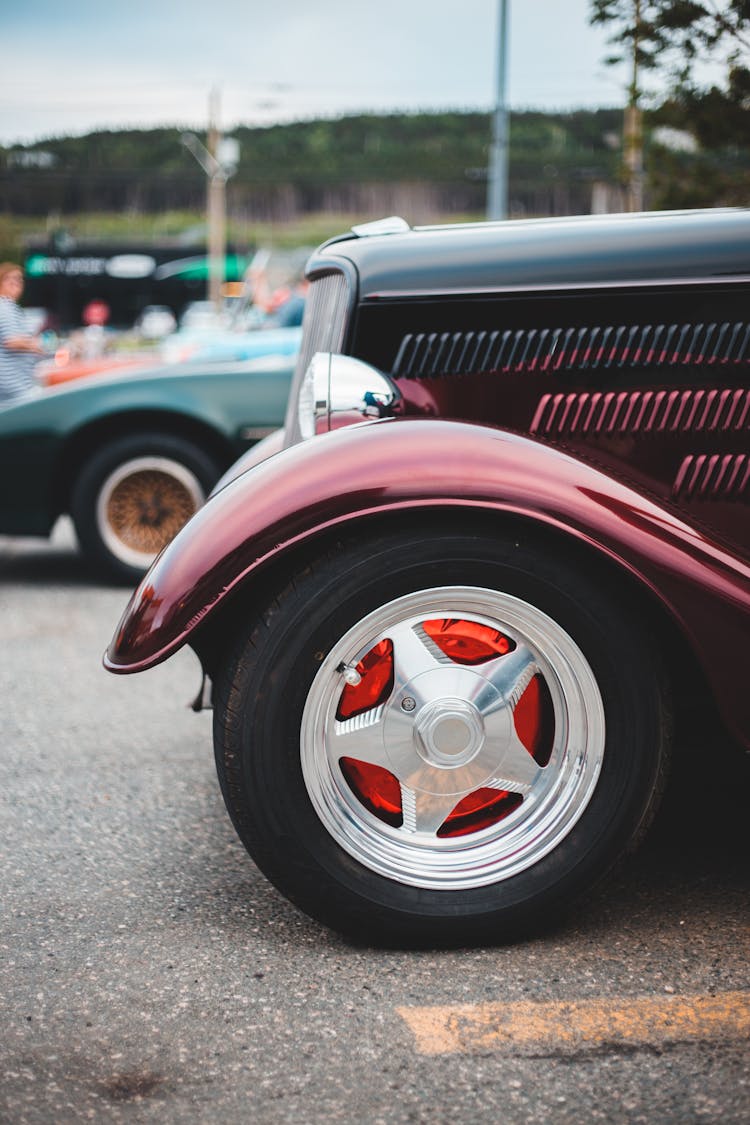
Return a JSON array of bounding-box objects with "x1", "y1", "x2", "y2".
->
[{"x1": 1, "y1": 521, "x2": 748, "y2": 1125}]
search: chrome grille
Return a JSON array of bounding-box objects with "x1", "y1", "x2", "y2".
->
[{"x1": 284, "y1": 271, "x2": 351, "y2": 444}]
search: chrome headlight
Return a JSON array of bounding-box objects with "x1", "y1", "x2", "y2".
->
[{"x1": 297, "y1": 353, "x2": 399, "y2": 440}]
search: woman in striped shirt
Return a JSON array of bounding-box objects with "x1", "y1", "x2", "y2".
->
[{"x1": 0, "y1": 262, "x2": 46, "y2": 405}]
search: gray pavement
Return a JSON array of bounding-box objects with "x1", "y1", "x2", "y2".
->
[{"x1": 1, "y1": 521, "x2": 748, "y2": 1124}]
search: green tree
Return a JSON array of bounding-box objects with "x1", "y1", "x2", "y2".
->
[
  {"x1": 590, "y1": 1, "x2": 750, "y2": 207},
  {"x1": 591, "y1": 0, "x2": 670, "y2": 209}
]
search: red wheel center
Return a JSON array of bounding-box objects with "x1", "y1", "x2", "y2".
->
[{"x1": 337, "y1": 619, "x2": 554, "y2": 836}]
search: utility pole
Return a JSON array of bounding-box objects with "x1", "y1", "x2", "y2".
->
[
  {"x1": 206, "y1": 86, "x2": 226, "y2": 310},
  {"x1": 181, "y1": 89, "x2": 239, "y2": 312},
  {"x1": 487, "y1": 0, "x2": 510, "y2": 220}
]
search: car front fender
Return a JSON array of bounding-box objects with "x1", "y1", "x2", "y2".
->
[{"x1": 105, "y1": 417, "x2": 750, "y2": 747}]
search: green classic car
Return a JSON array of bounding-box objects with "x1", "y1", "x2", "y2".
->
[{"x1": 0, "y1": 353, "x2": 295, "y2": 582}]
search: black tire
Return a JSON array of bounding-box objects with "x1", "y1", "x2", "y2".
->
[
  {"x1": 213, "y1": 525, "x2": 671, "y2": 945},
  {"x1": 71, "y1": 432, "x2": 222, "y2": 584}
]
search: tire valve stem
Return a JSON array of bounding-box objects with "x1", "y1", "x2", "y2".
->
[{"x1": 338, "y1": 662, "x2": 362, "y2": 687}]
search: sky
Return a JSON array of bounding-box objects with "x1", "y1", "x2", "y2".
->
[{"x1": 2, "y1": 0, "x2": 634, "y2": 145}]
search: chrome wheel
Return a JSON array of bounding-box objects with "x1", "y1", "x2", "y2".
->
[
  {"x1": 214, "y1": 528, "x2": 670, "y2": 942},
  {"x1": 96, "y1": 455, "x2": 205, "y2": 570},
  {"x1": 301, "y1": 586, "x2": 605, "y2": 890}
]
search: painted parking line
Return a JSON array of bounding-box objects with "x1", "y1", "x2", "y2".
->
[{"x1": 397, "y1": 991, "x2": 750, "y2": 1056}]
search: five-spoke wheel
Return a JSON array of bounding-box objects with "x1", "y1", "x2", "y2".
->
[
  {"x1": 300, "y1": 587, "x2": 604, "y2": 889},
  {"x1": 213, "y1": 526, "x2": 670, "y2": 944}
]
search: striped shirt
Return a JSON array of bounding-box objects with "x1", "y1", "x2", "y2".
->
[{"x1": 0, "y1": 297, "x2": 40, "y2": 405}]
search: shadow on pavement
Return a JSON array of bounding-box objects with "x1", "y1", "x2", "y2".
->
[{"x1": 0, "y1": 520, "x2": 129, "y2": 588}]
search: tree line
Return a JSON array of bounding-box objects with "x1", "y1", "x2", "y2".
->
[{"x1": 0, "y1": 110, "x2": 626, "y2": 221}]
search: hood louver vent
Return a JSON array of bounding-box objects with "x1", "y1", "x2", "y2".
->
[
  {"x1": 531, "y1": 388, "x2": 750, "y2": 437},
  {"x1": 393, "y1": 321, "x2": 750, "y2": 380},
  {"x1": 673, "y1": 454, "x2": 750, "y2": 501}
]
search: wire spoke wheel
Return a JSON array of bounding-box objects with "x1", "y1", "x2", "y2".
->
[
  {"x1": 96, "y1": 456, "x2": 204, "y2": 568},
  {"x1": 71, "y1": 432, "x2": 221, "y2": 582}
]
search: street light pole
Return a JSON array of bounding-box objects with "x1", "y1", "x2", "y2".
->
[
  {"x1": 206, "y1": 87, "x2": 226, "y2": 310},
  {"x1": 181, "y1": 89, "x2": 239, "y2": 313},
  {"x1": 487, "y1": 0, "x2": 510, "y2": 221}
]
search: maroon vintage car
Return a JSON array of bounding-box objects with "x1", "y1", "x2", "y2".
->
[{"x1": 106, "y1": 209, "x2": 750, "y2": 944}]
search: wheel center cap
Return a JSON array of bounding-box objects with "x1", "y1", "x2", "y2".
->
[{"x1": 414, "y1": 698, "x2": 485, "y2": 768}]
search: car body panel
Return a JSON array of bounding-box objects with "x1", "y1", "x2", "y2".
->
[
  {"x1": 312, "y1": 209, "x2": 750, "y2": 297},
  {"x1": 105, "y1": 416, "x2": 750, "y2": 749},
  {"x1": 209, "y1": 426, "x2": 285, "y2": 493},
  {"x1": 300, "y1": 211, "x2": 750, "y2": 557},
  {"x1": 159, "y1": 325, "x2": 302, "y2": 365},
  {"x1": 41, "y1": 354, "x2": 158, "y2": 387},
  {"x1": 107, "y1": 209, "x2": 750, "y2": 752}
]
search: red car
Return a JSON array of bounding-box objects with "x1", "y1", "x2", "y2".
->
[
  {"x1": 41, "y1": 354, "x2": 157, "y2": 386},
  {"x1": 106, "y1": 209, "x2": 750, "y2": 944}
]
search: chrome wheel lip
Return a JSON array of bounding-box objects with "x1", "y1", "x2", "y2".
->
[
  {"x1": 300, "y1": 586, "x2": 606, "y2": 891},
  {"x1": 95, "y1": 455, "x2": 205, "y2": 569}
]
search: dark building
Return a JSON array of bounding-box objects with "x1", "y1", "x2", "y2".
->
[{"x1": 23, "y1": 237, "x2": 250, "y2": 328}]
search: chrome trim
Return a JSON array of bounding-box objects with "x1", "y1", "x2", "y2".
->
[
  {"x1": 297, "y1": 352, "x2": 330, "y2": 440},
  {"x1": 300, "y1": 586, "x2": 605, "y2": 890},
  {"x1": 298, "y1": 352, "x2": 400, "y2": 439},
  {"x1": 351, "y1": 216, "x2": 411, "y2": 237},
  {"x1": 284, "y1": 270, "x2": 352, "y2": 446}
]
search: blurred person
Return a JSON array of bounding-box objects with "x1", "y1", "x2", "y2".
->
[
  {"x1": 246, "y1": 255, "x2": 308, "y2": 329},
  {"x1": 267, "y1": 276, "x2": 309, "y2": 328},
  {"x1": 0, "y1": 262, "x2": 46, "y2": 405},
  {"x1": 80, "y1": 298, "x2": 111, "y2": 359}
]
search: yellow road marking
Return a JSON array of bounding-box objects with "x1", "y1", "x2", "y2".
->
[{"x1": 397, "y1": 991, "x2": 750, "y2": 1055}]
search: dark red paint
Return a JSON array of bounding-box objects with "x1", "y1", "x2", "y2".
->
[{"x1": 106, "y1": 417, "x2": 750, "y2": 750}]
